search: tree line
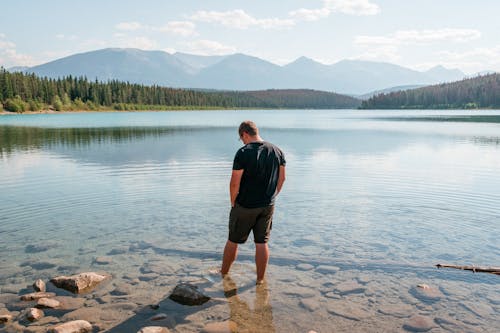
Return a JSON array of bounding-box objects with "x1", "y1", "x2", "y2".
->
[
  {"x1": 0, "y1": 68, "x2": 360, "y2": 112},
  {"x1": 361, "y1": 73, "x2": 500, "y2": 109}
]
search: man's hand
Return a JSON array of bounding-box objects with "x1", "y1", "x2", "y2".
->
[{"x1": 230, "y1": 169, "x2": 244, "y2": 207}]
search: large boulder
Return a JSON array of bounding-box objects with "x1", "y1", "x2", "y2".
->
[
  {"x1": 51, "y1": 272, "x2": 110, "y2": 294},
  {"x1": 48, "y1": 320, "x2": 93, "y2": 333},
  {"x1": 169, "y1": 283, "x2": 210, "y2": 306}
]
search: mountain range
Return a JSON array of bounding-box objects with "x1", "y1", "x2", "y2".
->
[{"x1": 16, "y1": 48, "x2": 468, "y2": 95}]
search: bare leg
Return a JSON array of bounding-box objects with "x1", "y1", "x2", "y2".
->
[
  {"x1": 255, "y1": 243, "x2": 269, "y2": 283},
  {"x1": 221, "y1": 240, "x2": 238, "y2": 276}
]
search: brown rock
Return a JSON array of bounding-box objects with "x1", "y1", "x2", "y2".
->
[
  {"x1": 33, "y1": 279, "x2": 46, "y2": 292},
  {"x1": 411, "y1": 284, "x2": 444, "y2": 303},
  {"x1": 0, "y1": 313, "x2": 13, "y2": 323},
  {"x1": 37, "y1": 297, "x2": 61, "y2": 309},
  {"x1": 56, "y1": 296, "x2": 86, "y2": 310},
  {"x1": 202, "y1": 320, "x2": 238, "y2": 333},
  {"x1": 20, "y1": 292, "x2": 56, "y2": 301},
  {"x1": 48, "y1": 320, "x2": 93, "y2": 333},
  {"x1": 26, "y1": 308, "x2": 44, "y2": 322},
  {"x1": 51, "y1": 272, "x2": 110, "y2": 294},
  {"x1": 403, "y1": 315, "x2": 435, "y2": 332}
]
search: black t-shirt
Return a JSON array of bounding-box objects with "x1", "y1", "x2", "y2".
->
[{"x1": 233, "y1": 141, "x2": 286, "y2": 208}]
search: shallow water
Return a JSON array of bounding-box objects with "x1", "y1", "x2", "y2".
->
[{"x1": 1, "y1": 110, "x2": 499, "y2": 332}]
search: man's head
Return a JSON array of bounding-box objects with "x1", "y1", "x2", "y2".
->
[{"x1": 238, "y1": 120, "x2": 259, "y2": 139}]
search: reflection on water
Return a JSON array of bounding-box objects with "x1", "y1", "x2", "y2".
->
[
  {"x1": 223, "y1": 277, "x2": 275, "y2": 333},
  {"x1": 0, "y1": 110, "x2": 499, "y2": 332}
]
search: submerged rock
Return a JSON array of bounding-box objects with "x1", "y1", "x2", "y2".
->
[
  {"x1": 51, "y1": 272, "x2": 110, "y2": 294},
  {"x1": 403, "y1": 315, "x2": 435, "y2": 332},
  {"x1": 202, "y1": 320, "x2": 238, "y2": 333},
  {"x1": 33, "y1": 279, "x2": 46, "y2": 292},
  {"x1": 48, "y1": 320, "x2": 93, "y2": 333},
  {"x1": 169, "y1": 283, "x2": 210, "y2": 306},
  {"x1": 335, "y1": 280, "x2": 366, "y2": 295},
  {"x1": 410, "y1": 284, "x2": 444, "y2": 303},
  {"x1": 93, "y1": 257, "x2": 113, "y2": 265}
]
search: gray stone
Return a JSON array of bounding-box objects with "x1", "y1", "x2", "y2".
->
[
  {"x1": 26, "y1": 308, "x2": 44, "y2": 322},
  {"x1": 33, "y1": 279, "x2": 46, "y2": 292},
  {"x1": 300, "y1": 298, "x2": 320, "y2": 312},
  {"x1": 139, "y1": 273, "x2": 160, "y2": 281},
  {"x1": 48, "y1": 320, "x2": 93, "y2": 333},
  {"x1": 169, "y1": 283, "x2": 210, "y2": 306},
  {"x1": 378, "y1": 303, "x2": 413, "y2": 318},
  {"x1": 326, "y1": 300, "x2": 371, "y2": 321},
  {"x1": 403, "y1": 315, "x2": 435, "y2": 332},
  {"x1": 296, "y1": 263, "x2": 315, "y2": 271},
  {"x1": 51, "y1": 272, "x2": 110, "y2": 294},
  {"x1": 93, "y1": 257, "x2": 113, "y2": 265},
  {"x1": 410, "y1": 284, "x2": 444, "y2": 303},
  {"x1": 335, "y1": 280, "x2": 366, "y2": 295},
  {"x1": 107, "y1": 247, "x2": 128, "y2": 255},
  {"x1": 37, "y1": 297, "x2": 61, "y2": 309},
  {"x1": 315, "y1": 265, "x2": 340, "y2": 274},
  {"x1": 20, "y1": 292, "x2": 56, "y2": 301},
  {"x1": 25, "y1": 242, "x2": 58, "y2": 253},
  {"x1": 137, "y1": 327, "x2": 171, "y2": 333}
]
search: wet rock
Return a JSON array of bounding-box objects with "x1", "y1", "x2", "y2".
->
[
  {"x1": 403, "y1": 315, "x2": 435, "y2": 332},
  {"x1": 26, "y1": 308, "x2": 44, "y2": 322},
  {"x1": 33, "y1": 279, "x2": 46, "y2": 292},
  {"x1": 111, "y1": 282, "x2": 135, "y2": 296},
  {"x1": 202, "y1": 320, "x2": 237, "y2": 333},
  {"x1": 107, "y1": 247, "x2": 128, "y2": 255},
  {"x1": 378, "y1": 303, "x2": 413, "y2": 318},
  {"x1": 103, "y1": 302, "x2": 138, "y2": 312},
  {"x1": 129, "y1": 241, "x2": 154, "y2": 252},
  {"x1": 20, "y1": 292, "x2": 56, "y2": 301},
  {"x1": 25, "y1": 243, "x2": 58, "y2": 253},
  {"x1": 149, "y1": 313, "x2": 169, "y2": 321},
  {"x1": 93, "y1": 257, "x2": 113, "y2": 265},
  {"x1": 139, "y1": 273, "x2": 160, "y2": 281},
  {"x1": 335, "y1": 280, "x2": 366, "y2": 295},
  {"x1": 62, "y1": 308, "x2": 100, "y2": 322},
  {"x1": 37, "y1": 297, "x2": 61, "y2": 309},
  {"x1": 51, "y1": 272, "x2": 110, "y2": 294},
  {"x1": 315, "y1": 265, "x2": 340, "y2": 274},
  {"x1": 0, "y1": 293, "x2": 18, "y2": 303},
  {"x1": 326, "y1": 300, "x2": 371, "y2": 321},
  {"x1": 169, "y1": 283, "x2": 210, "y2": 306},
  {"x1": 296, "y1": 263, "x2": 315, "y2": 271},
  {"x1": 140, "y1": 262, "x2": 180, "y2": 276},
  {"x1": 0, "y1": 313, "x2": 13, "y2": 323},
  {"x1": 300, "y1": 298, "x2": 320, "y2": 312},
  {"x1": 20, "y1": 261, "x2": 58, "y2": 270},
  {"x1": 47, "y1": 320, "x2": 93, "y2": 333},
  {"x1": 282, "y1": 286, "x2": 317, "y2": 298},
  {"x1": 410, "y1": 284, "x2": 444, "y2": 303},
  {"x1": 55, "y1": 296, "x2": 86, "y2": 310},
  {"x1": 137, "y1": 327, "x2": 170, "y2": 333}
]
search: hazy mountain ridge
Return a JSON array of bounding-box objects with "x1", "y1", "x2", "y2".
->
[{"x1": 22, "y1": 48, "x2": 467, "y2": 95}]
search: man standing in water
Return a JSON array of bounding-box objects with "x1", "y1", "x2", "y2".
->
[{"x1": 221, "y1": 121, "x2": 286, "y2": 284}]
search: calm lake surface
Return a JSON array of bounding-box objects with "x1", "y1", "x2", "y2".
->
[{"x1": 1, "y1": 110, "x2": 499, "y2": 332}]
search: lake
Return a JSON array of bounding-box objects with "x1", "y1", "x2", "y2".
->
[{"x1": 0, "y1": 110, "x2": 499, "y2": 332}]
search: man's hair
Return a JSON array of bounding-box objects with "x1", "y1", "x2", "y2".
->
[{"x1": 239, "y1": 120, "x2": 259, "y2": 137}]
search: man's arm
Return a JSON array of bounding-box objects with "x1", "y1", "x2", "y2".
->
[
  {"x1": 276, "y1": 165, "x2": 286, "y2": 195},
  {"x1": 230, "y1": 169, "x2": 244, "y2": 207}
]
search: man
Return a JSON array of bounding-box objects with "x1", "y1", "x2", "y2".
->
[{"x1": 221, "y1": 120, "x2": 286, "y2": 284}]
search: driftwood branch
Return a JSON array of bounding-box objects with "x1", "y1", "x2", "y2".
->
[{"x1": 436, "y1": 264, "x2": 500, "y2": 275}]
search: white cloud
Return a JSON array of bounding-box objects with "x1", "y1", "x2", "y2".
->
[
  {"x1": 434, "y1": 45, "x2": 500, "y2": 73},
  {"x1": 116, "y1": 36, "x2": 158, "y2": 50},
  {"x1": 155, "y1": 21, "x2": 197, "y2": 37},
  {"x1": 0, "y1": 34, "x2": 36, "y2": 67},
  {"x1": 56, "y1": 34, "x2": 77, "y2": 41},
  {"x1": 289, "y1": 8, "x2": 330, "y2": 21},
  {"x1": 324, "y1": 0, "x2": 380, "y2": 16},
  {"x1": 115, "y1": 22, "x2": 143, "y2": 31},
  {"x1": 355, "y1": 28, "x2": 481, "y2": 46},
  {"x1": 180, "y1": 39, "x2": 236, "y2": 55},
  {"x1": 191, "y1": 9, "x2": 294, "y2": 29}
]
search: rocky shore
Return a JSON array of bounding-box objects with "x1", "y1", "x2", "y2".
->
[{"x1": 1, "y1": 239, "x2": 498, "y2": 332}]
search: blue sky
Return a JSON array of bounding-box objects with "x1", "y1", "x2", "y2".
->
[{"x1": 1, "y1": 0, "x2": 499, "y2": 74}]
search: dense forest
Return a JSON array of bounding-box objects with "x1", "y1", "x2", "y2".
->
[
  {"x1": 361, "y1": 73, "x2": 500, "y2": 109},
  {"x1": 0, "y1": 67, "x2": 360, "y2": 112}
]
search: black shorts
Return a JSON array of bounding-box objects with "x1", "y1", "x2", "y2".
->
[{"x1": 228, "y1": 203, "x2": 274, "y2": 244}]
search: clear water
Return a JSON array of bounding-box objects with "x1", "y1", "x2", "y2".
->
[{"x1": 1, "y1": 110, "x2": 499, "y2": 332}]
